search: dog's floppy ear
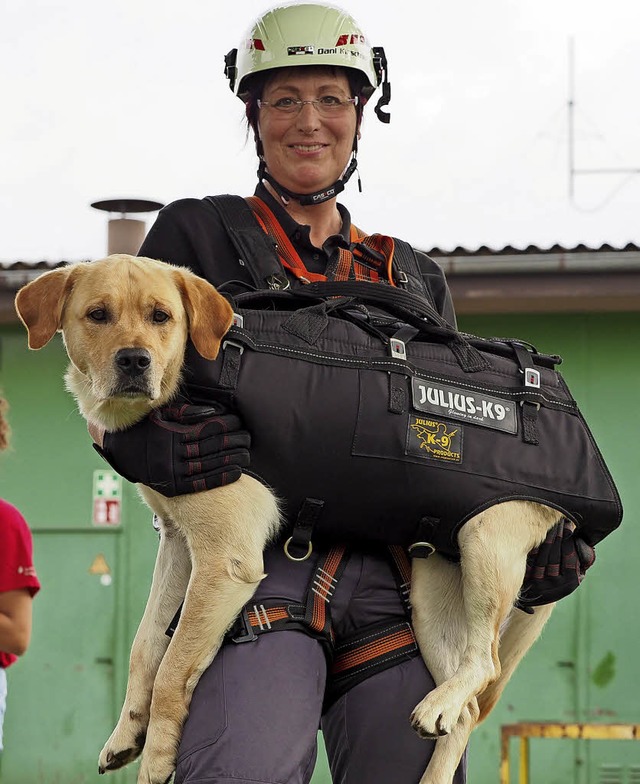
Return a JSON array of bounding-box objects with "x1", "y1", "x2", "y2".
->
[
  {"x1": 14, "y1": 266, "x2": 77, "y2": 349},
  {"x1": 174, "y1": 270, "x2": 234, "y2": 360}
]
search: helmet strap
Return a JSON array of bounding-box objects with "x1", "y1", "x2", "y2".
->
[
  {"x1": 257, "y1": 155, "x2": 359, "y2": 206},
  {"x1": 372, "y1": 47, "x2": 391, "y2": 124}
]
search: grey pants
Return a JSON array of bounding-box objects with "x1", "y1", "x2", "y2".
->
[{"x1": 174, "y1": 544, "x2": 467, "y2": 784}]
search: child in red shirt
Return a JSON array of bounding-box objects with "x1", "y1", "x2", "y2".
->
[{"x1": 0, "y1": 398, "x2": 40, "y2": 751}]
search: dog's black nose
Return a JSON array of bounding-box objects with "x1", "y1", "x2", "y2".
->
[{"x1": 115, "y1": 348, "x2": 152, "y2": 377}]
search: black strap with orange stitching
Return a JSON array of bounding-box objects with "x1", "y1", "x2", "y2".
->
[{"x1": 324, "y1": 619, "x2": 420, "y2": 709}]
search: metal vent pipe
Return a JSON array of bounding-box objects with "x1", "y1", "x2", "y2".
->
[{"x1": 90, "y1": 198, "x2": 164, "y2": 256}]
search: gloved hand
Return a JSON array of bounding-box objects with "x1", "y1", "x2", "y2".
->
[
  {"x1": 93, "y1": 402, "x2": 250, "y2": 497},
  {"x1": 516, "y1": 519, "x2": 596, "y2": 610}
]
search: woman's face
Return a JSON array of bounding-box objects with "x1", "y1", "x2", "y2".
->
[{"x1": 258, "y1": 68, "x2": 358, "y2": 195}]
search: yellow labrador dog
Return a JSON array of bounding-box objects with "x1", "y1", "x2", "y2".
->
[
  {"x1": 15, "y1": 254, "x2": 561, "y2": 784},
  {"x1": 15, "y1": 255, "x2": 282, "y2": 783}
]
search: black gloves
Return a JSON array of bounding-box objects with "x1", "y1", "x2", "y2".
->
[
  {"x1": 517, "y1": 518, "x2": 596, "y2": 609},
  {"x1": 94, "y1": 402, "x2": 250, "y2": 497}
]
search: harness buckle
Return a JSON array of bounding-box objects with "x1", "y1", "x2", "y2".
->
[
  {"x1": 524, "y1": 368, "x2": 541, "y2": 388},
  {"x1": 389, "y1": 337, "x2": 407, "y2": 360},
  {"x1": 395, "y1": 270, "x2": 409, "y2": 287},
  {"x1": 229, "y1": 606, "x2": 258, "y2": 644},
  {"x1": 222, "y1": 339, "x2": 244, "y2": 356},
  {"x1": 266, "y1": 273, "x2": 290, "y2": 291}
]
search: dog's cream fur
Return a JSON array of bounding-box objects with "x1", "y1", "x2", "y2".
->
[{"x1": 15, "y1": 254, "x2": 560, "y2": 784}]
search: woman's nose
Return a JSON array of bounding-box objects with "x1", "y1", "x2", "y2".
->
[{"x1": 295, "y1": 102, "x2": 321, "y2": 131}]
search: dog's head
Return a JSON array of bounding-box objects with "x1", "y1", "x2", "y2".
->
[{"x1": 15, "y1": 254, "x2": 234, "y2": 429}]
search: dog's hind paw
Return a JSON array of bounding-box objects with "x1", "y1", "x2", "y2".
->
[{"x1": 136, "y1": 754, "x2": 176, "y2": 784}]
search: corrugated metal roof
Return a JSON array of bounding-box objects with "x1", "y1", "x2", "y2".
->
[
  {"x1": 2, "y1": 243, "x2": 639, "y2": 270},
  {"x1": 425, "y1": 242, "x2": 640, "y2": 257},
  {"x1": 2, "y1": 244, "x2": 640, "y2": 320}
]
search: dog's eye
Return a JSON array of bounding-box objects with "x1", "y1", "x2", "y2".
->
[
  {"x1": 152, "y1": 310, "x2": 170, "y2": 324},
  {"x1": 88, "y1": 308, "x2": 107, "y2": 322}
]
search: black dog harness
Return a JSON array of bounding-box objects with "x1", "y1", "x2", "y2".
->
[
  {"x1": 188, "y1": 197, "x2": 622, "y2": 558},
  {"x1": 172, "y1": 195, "x2": 622, "y2": 690}
]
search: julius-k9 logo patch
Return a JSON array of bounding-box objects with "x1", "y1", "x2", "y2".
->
[
  {"x1": 411, "y1": 378, "x2": 518, "y2": 434},
  {"x1": 407, "y1": 415, "x2": 463, "y2": 463}
]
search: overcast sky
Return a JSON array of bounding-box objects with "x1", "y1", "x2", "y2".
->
[{"x1": 2, "y1": 0, "x2": 639, "y2": 262}]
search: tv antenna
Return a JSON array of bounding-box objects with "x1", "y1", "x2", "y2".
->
[{"x1": 568, "y1": 37, "x2": 640, "y2": 206}]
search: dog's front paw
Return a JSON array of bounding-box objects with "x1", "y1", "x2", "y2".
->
[
  {"x1": 98, "y1": 721, "x2": 147, "y2": 773},
  {"x1": 411, "y1": 706, "x2": 449, "y2": 739},
  {"x1": 410, "y1": 692, "x2": 458, "y2": 740}
]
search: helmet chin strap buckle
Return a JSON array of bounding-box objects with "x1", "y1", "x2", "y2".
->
[{"x1": 258, "y1": 157, "x2": 359, "y2": 206}]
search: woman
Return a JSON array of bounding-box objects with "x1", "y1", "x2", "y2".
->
[
  {"x1": 99, "y1": 4, "x2": 465, "y2": 783},
  {"x1": 0, "y1": 397, "x2": 40, "y2": 755}
]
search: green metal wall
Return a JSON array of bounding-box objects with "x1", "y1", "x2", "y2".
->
[
  {"x1": 0, "y1": 325, "x2": 157, "y2": 784},
  {"x1": 459, "y1": 312, "x2": 639, "y2": 784},
  {"x1": 0, "y1": 310, "x2": 636, "y2": 784}
]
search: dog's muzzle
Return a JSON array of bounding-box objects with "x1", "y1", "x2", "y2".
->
[{"x1": 113, "y1": 347, "x2": 154, "y2": 395}]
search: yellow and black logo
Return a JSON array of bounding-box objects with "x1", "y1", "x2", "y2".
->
[{"x1": 406, "y1": 416, "x2": 463, "y2": 463}]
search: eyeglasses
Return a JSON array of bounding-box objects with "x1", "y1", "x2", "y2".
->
[{"x1": 257, "y1": 96, "x2": 358, "y2": 117}]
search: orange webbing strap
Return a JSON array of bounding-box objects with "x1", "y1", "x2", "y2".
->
[
  {"x1": 246, "y1": 605, "x2": 290, "y2": 627},
  {"x1": 246, "y1": 196, "x2": 394, "y2": 284},
  {"x1": 340, "y1": 232, "x2": 397, "y2": 285},
  {"x1": 387, "y1": 544, "x2": 413, "y2": 616},
  {"x1": 304, "y1": 544, "x2": 349, "y2": 639},
  {"x1": 372, "y1": 235, "x2": 397, "y2": 288},
  {"x1": 247, "y1": 195, "x2": 327, "y2": 283},
  {"x1": 323, "y1": 546, "x2": 419, "y2": 708},
  {"x1": 226, "y1": 601, "x2": 314, "y2": 644},
  {"x1": 325, "y1": 620, "x2": 419, "y2": 708},
  {"x1": 330, "y1": 622, "x2": 417, "y2": 675},
  {"x1": 224, "y1": 545, "x2": 350, "y2": 647}
]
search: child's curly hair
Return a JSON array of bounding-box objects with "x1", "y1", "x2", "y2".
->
[{"x1": 0, "y1": 396, "x2": 11, "y2": 452}]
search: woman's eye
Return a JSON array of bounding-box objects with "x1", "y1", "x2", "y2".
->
[
  {"x1": 88, "y1": 308, "x2": 107, "y2": 322},
  {"x1": 153, "y1": 310, "x2": 170, "y2": 324},
  {"x1": 319, "y1": 95, "x2": 342, "y2": 106},
  {"x1": 274, "y1": 97, "x2": 296, "y2": 108}
]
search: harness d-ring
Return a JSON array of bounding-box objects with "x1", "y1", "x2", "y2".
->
[
  {"x1": 408, "y1": 541, "x2": 436, "y2": 558},
  {"x1": 284, "y1": 536, "x2": 313, "y2": 561}
]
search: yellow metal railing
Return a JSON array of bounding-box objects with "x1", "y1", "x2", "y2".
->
[{"x1": 500, "y1": 722, "x2": 640, "y2": 784}]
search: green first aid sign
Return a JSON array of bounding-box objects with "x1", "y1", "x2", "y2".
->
[
  {"x1": 93, "y1": 470, "x2": 122, "y2": 499},
  {"x1": 92, "y1": 470, "x2": 122, "y2": 526}
]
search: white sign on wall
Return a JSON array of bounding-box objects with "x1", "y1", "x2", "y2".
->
[{"x1": 92, "y1": 470, "x2": 122, "y2": 527}]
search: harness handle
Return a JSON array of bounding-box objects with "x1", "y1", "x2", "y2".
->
[
  {"x1": 231, "y1": 281, "x2": 488, "y2": 373},
  {"x1": 294, "y1": 281, "x2": 563, "y2": 370},
  {"x1": 228, "y1": 282, "x2": 561, "y2": 373},
  {"x1": 302, "y1": 280, "x2": 455, "y2": 330},
  {"x1": 302, "y1": 281, "x2": 493, "y2": 373}
]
